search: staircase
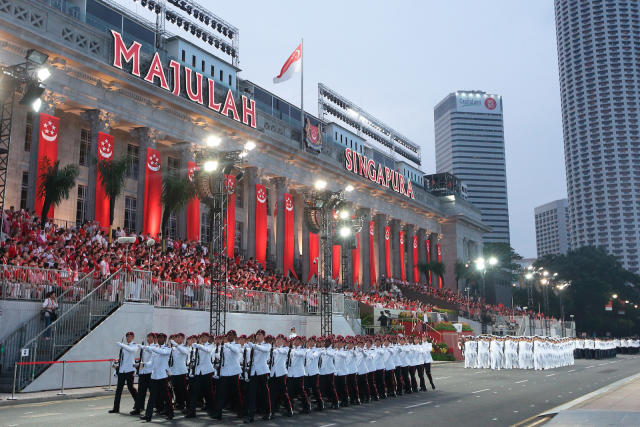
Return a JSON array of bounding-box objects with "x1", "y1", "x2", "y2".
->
[
  {"x1": 397, "y1": 284, "x2": 459, "y2": 312},
  {"x1": 0, "y1": 270, "x2": 124, "y2": 392}
]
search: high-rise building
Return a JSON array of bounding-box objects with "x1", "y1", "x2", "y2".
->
[
  {"x1": 535, "y1": 199, "x2": 570, "y2": 257},
  {"x1": 555, "y1": 0, "x2": 640, "y2": 273},
  {"x1": 434, "y1": 91, "x2": 510, "y2": 244}
]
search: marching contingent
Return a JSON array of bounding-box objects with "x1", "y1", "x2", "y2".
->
[
  {"x1": 463, "y1": 336, "x2": 639, "y2": 371},
  {"x1": 110, "y1": 329, "x2": 437, "y2": 423}
]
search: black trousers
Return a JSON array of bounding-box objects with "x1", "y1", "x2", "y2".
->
[
  {"x1": 215, "y1": 374, "x2": 243, "y2": 417},
  {"x1": 305, "y1": 374, "x2": 324, "y2": 408},
  {"x1": 145, "y1": 378, "x2": 173, "y2": 419},
  {"x1": 171, "y1": 374, "x2": 188, "y2": 409},
  {"x1": 409, "y1": 366, "x2": 418, "y2": 391},
  {"x1": 417, "y1": 365, "x2": 427, "y2": 390},
  {"x1": 287, "y1": 376, "x2": 310, "y2": 412},
  {"x1": 334, "y1": 375, "x2": 349, "y2": 405},
  {"x1": 375, "y1": 369, "x2": 386, "y2": 397},
  {"x1": 270, "y1": 375, "x2": 292, "y2": 413},
  {"x1": 401, "y1": 366, "x2": 411, "y2": 392},
  {"x1": 112, "y1": 371, "x2": 137, "y2": 411},
  {"x1": 246, "y1": 374, "x2": 271, "y2": 417},
  {"x1": 424, "y1": 363, "x2": 434, "y2": 388},
  {"x1": 319, "y1": 374, "x2": 339, "y2": 405},
  {"x1": 348, "y1": 373, "x2": 360, "y2": 402},
  {"x1": 187, "y1": 373, "x2": 214, "y2": 416},
  {"x1": 395, "y1": 367, "x2": 404, "y2": 394},
  {"x1": 134, "y1": 373, "x2": 151, "y2": 411},
  {"x1": 385, "y1": 369, "x2": 397, "y2": 396},
  {"x1": 357, "y1": 374, "x2": 369, "y2": 401},
  {"x1": 368, "y1": 371, "x2": 379, "y2": 398}
]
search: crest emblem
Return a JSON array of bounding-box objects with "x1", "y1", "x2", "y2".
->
[
  {"x1": 257, "y1": 187, "x2": 267, "y2": 204},
  {"x1": 147, "y1": 153, "x2": 161, "y2": 172},
  {"x1": 41, "y1": 120, "x2": 58, "y2": 142},
  {"x1": 413, "y1": 237, "x2": 418, "y2": 249},
  {"x1": 99, "y1": 138, "x2": 113, "y2": 159},
  {"x1": 226, "y1": 177, "x2": 235, "y2": 194},
  {"x1": 369, "y1": 222, "x2": 374, "y2": 236},
  {"x1": 384, "y1": 228, "x2": 390, "y2": 241},
  {"x1": 305, "y1": 117, "x2": 322, "y2": 152},
  {"x1": 400, "y1": 234, "x2": 404, "y2": 245},
  {"x1": 187, "y1": 166, "x2": 196, "y2": 182},
  {"x1": 285, "y1": 195, "x2": 293, "y2": 212}
]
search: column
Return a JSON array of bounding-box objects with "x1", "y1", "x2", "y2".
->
[
  {"x1": 390, "y1": 219, "x2": 401, "y2": 280},
  {"x1": 294, "y1": 190, "x2": 304, "y2": 279},
  {"x1": 178, "y1": 143, "x2": 194, "y2": 240},
  {"x1": 81, "y1": 109, "x2": 115, "y2": 222},
  {"x1": 376, "y1": 213, "x2": 387, "y2": 285},
  {"x1": 417, "y1": 228, "x2": 427, "y2": 283},
  {"x1": 405, "y1": 224, "x2": 415, "y2": 284},
  {"x1": 244, "y1": 167, "x2": 259, "y2": 259},
  {"x1": 131, "y1": 127, "x2": 159, "y2": 234},
  {"x1": 272, "y1": 177, "x2": 287, "y2": 273},
  {"x1": 357, "y1": 207, "x2": 371, "y2": 291}
]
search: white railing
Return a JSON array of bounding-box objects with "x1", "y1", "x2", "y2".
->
[{"x1": 1, "y1": 265, "x2": 90, "y2": 302}]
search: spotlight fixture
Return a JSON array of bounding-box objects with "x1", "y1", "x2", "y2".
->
[
  {"x1": 345, "y1": 184, "x2": 354, "y2": 192},
  {"x1": 244, "y1": 141, "x2": 256, "y2": 151},
  {"x1": 339, "y1": 209, "x2": 349, "y2": 220},
  {"x1": 37, "y1": 67, "x2": 51, "y2": 82},
  {"x1": 203, "y1": 160, "x2": 218, "y2": 172},
  {"x1": 314, "y1": 179, "x2": 327, "y2": 191},
  {"x1": 26, "y1": 49, "x2": 48, "y2": 65},
  {"x1": 19, "y1": 82, "x2": 45, "y2": 111},
  {"x1": 206, "y1": 135, "x2": 221, "y2": 147},
  {"x1": 339, "y1": 226, "x2": 351, "y2": 238}
]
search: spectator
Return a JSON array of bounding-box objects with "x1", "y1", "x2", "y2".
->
[{"x1": 41, "y1": 291, "x2": 58, "y2": 338}]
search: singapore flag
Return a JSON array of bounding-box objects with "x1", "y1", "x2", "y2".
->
[{"x1": 273, "y1": 43, "x2": 302, "y2": 84}]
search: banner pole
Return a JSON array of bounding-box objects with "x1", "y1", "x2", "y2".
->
[{"x1": 300, "y1": 38, "x2": 304, "y2": 148}]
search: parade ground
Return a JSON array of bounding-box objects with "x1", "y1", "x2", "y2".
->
[{"x1": 1, "y1": 355, "x2": 638, "y2": 427}]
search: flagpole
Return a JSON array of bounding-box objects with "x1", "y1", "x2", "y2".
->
[{"x1": 300, "y1": 38, "x2": 304, "y2": 148}]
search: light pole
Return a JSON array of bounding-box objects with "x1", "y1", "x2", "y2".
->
[{"x1": 474, "y1": 256, "x2": 497, "y2": 333}]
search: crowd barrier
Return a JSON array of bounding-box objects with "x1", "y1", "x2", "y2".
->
[{"x1": 0, "y1": 265, "x2": 90, "y2": 302}]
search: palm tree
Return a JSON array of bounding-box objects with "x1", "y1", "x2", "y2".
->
[
  {"x1": 419, "y1": 260, "x2": 446, "y2": 287},
  {"x1": 161, "y1": 173, "x2": 196, "y2": 246},
  {"x1": 454, "y1": 260, "x2": 470, "y2": 293},
  {"x1": 97, "y1": 156, "x2": 129, "y2": 241},
  {"x1": 39, "y1": 159, "x2": 79, "y2": 227}
]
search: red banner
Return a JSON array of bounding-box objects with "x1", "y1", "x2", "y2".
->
[
  {"x1": 186, "y1": 161, "x2": 199, "y2": 241},
  {"x1": 437, "y1": 241, "x2": 443, "y2": 289},
  {"x1": 412, "y1": 234, "x2": 419, "y2": 284},
  {"x1": 95, "y1": 132, "x2": 113, "y2": 229},
  {"x1": 332, "y1": 245, "x2": 341, "y2": 281},
  {"x1": 352, "y1": 233, "x2": 360, "y2": 289},
  {"x1": 283, "y1": 193, "x2": 297, "y2": 278},
  {"x1": 143, "y1": 147, "x2": 162, "y2": 236},
  {"x1": 426, "y1": 237, "x2": 432, "y2": 286},
  {"x1": 225, "y1": 175, "x2": 236, "y2": 258},
  {"x1": 384, "y1": 226, "x2": 391, "y2": 278},
  {"x1": 308, "y1": 232, "x2": 319, "y2": 281},
  {"x1": 255, "y1": 184, "x2": 267, "y2": 268},
  {"x1": 368, "y1": 220, "x2": 376, "y2": 289},
  {"x1": 399, "y1": 231, "x2": 406, "y2": 282},
  {"x1": 36, "y1": 113, "x2": 60, "y2": 218}
]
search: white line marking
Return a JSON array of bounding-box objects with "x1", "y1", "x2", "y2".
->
[
  {"x1": 434, "y1": 376, "x2": 450, "y2": 380},
  {"x1": 21, "y1": 413, "x2": 63, "y2": 418},
  {"x1": 567, "y1": 369, "x2": 576, "y2": 372},
  {"x1": 546, "y1": 373, "x2": 556, "y2": 377},
  {"x1": 471, "y1": 388, "x2": 490, "y2": 394},
  {"x1": 586, "y1": 365, "x2": 595, "y2": 369},
  {"x1": 598, "y1": 363, "x2": 607, "y2": 366},
  {"x1": 320, "y1": 424, "x2": 336, "y2": 427},
  {"x1": 404, "y1": 401, "x2": 432, "y2": 409},
  {"x1": 514, "y1": 380, "x2": 528, "y2": 384}
]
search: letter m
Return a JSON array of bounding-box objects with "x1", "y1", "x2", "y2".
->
[{"x1": 111, "y1": 30, "x2": 141, "y2": 77}]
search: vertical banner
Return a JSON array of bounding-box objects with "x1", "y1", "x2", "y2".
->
[
  {"x1": 437, "y1": 241, "x2": 443, "y2": 289},
  {"x1": 352, "y1": 233, "x2": 360, "y2": 289},
  {"x1": 225, "y1": 174, "x2": 236, "y2": 259},
  {"x1": 186, "y1": 162, "x2": 200, "y2": 241},
  {"x1": 255, "y1": 184, "x2": 267, "y2": 268},
  {"x1": 35, "y1": 113, "x2": 60, "y2": 218},
  {"x1": 412, "y1": 234, "x2": 419, "y2": 284},
  {"x1": 426, "y1": 237, "x2": 432, "y2": 286},
  {"x1": 95, "y1": 132, "x2": 113, "y2": 229},
  {"x1": 308, "y1": 232, "x2": 319, "y2": 281},
  {"x1": 143, "y1": 147, "x2": 162, "y2": 236},
  {"x1": 399, "y1": 231, "x2": 406, "y2": 282},
  {"x1": 368, "y1": 221, "x2": 376, "y2": 289},
  {"x1": 332, "y1": 245, "x2": 341, "y2": 281},
  {"x1": 283, "y1": 193, "x2": 297, "y2": 278},
  {"x1": 384, "y1": 226, "x2": 391, "y2": 278}
]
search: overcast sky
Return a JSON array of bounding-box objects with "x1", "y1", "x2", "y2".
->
[{"x1": 126, "y1": 0, "x2": 566, "y2": 259}]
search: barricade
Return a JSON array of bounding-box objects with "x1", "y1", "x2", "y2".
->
[{"x1": 8, "y1": 358, "x2": 117, "y2": 400}]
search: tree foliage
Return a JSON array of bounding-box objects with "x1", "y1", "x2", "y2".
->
[
  {"x1": 38, "y1": 159, "x2": 79, "y2": 226},
  {"x1": 161, "y1": 173, "x2": 196, "y2": 240},
  {"x1": 97, "y1": 156, "x2": 129, "y2": 229}
]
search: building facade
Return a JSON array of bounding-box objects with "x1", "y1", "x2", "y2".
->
[
  {"x1": 534, "y1": 198, "x2": 570, "y2": 257},
  {"x1": 555, "y1": 0, "x2": 640, "y2": 272},
  {"x1": 0, "y1": 0, "x2": 488, "y2": 292}
]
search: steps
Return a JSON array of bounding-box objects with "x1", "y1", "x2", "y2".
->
[{"x1": 397, "y1": 284, "x2": 459, "y2": 312}]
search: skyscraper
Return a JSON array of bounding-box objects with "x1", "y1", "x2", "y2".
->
[
  {"x1": 535, "y1": 199, "x2": 570, "y2": 257},
  {"x1": 434, "y1": 91, "x2": 510, "y2": 244},
  {"x1": 555, "y1": 0, "x2": 640, "y2": 273}
]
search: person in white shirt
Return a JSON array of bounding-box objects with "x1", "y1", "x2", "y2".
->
[
  {"x1": 355, "y1": 340, "x2": 369, "y2": 404},
  {"x1": 422, "y1": 336, "x2": 436, "y2": 390},
  {"x1": 319, "y1": 337, "x2": 340, "y2": 409},
  {"x1": 464, "y1": 338, "x2": 477, "y2": 369},
  {"x1": 41, "y1": 291, "x2": 58, "y2": 338},
  {"x1": 143, "y1": 333, "x2": 173, "y2": 422},
  {"x1": 186, "y1": 332, "x2": 215, "y2": 418},
  {"x1": 132, "y1": 332, "x2": 156, "y2": 415},
  {"x1": 372, "y1": 337, "x2": 386, "y2": 399},
  {"x1": 333, "y1": 336, "x2": 350, "y2": 406},
  {"x1": 269, "y1": 335, "x2": 294, "y2": 417},
  {"x1": 109, "y1": 331, "x2": 138, "y2": 414},
  {"x1": 289, "y1": 327, "x2": 297, "y2": 339},
  {"x1": 286, "y1": 336, "x2": 311, "y2": 414},
  {"x1": 244, "y1": 329, "x2": 272, "y2": 423},
  {"x1": 382, "y1": 338, "x2": 397, "y2": 397},
  {"x1": 213, "y1": 330, "x2": 243, "y2": 420},
  {"x1": 168, "y1": 333, "x2": 189, "y2": 411},
  {"x1": 303, "y1": 336, "x2": 324, "y2": 411}
]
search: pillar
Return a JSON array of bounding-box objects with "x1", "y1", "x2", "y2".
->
[
  {"x1": 376, "y1": 214, "x2": 387, "y2": 285},
  {"x1": 405, "y1": 224, "x2": 415, "y2": 284},
  {"x1": 245, "y1": 167, "x2": 259, "y2": 260},
  {"x1": 177, "y1": 143, "x2": 194, "y2": 240},
  {"x1": 390, "y1": 219, "x2": 401, "y2": 280},
  {"x1": 417, "y1": 228, "x2": 427, "y2": 284},
  {"x1": 272, "y1": 177, "x2": 287, "y2": 273},
  {"x1": 357, "y1": 207, "x2": 371, "y2": 291}
]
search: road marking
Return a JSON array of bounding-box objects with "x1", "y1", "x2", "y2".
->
[
  {"x1": 514, "y1": 380, "x2": 528, "y2": 384},
  {"x1": 586, "y1": 365, "x2": 595, "y2": 369},
  {"x1": 471, "y1": 388, "x2": 490, "y2": 394},
  {"x1": 370, "y1": 421, "x2": 377, "y2": 424},
  {"x1": 23, "y1": 412, "x2": 33, "y2": 414},
  {"x1": 319, "y1": 424, "x2": 336, "y2": 427},
  {"x1": 434, "y1": 376, "x2": 450, "y2": 380},
  {"x1": 545, "y1": 373, "x2": 555, "y2": 377},
  {"x1": 567, "y1": 369, "x2": 576, "y2": 372},
  {"x1": 21, "y1": 412, "x2": 63, "y2": 418},
  {"x1": 404, "y1": 401, "x2": 432, "y2": 409},
  {"x1": 598, "y1": 363, "x2": 607, "y2": 366}
]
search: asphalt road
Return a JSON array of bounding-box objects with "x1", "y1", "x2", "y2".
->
[{"x1": 1, "y1": 355, "x2": 639, "y2": 427}]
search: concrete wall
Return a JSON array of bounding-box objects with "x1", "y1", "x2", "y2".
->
[
  {"x1": 23, "y1": 302, "x2": 356, "y2": 392},
  {"x1": 0, "y1": 300, "x2": 41, "y2": 342}
]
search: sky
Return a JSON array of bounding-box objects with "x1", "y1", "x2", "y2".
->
[{"x1": 124, "y1": 0, "x2": 567, "y2": 259}]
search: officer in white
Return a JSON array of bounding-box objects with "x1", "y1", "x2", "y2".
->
[
  {"x1": 489, "y1": 337, "x2": 503, "y2": 370},
  {"x1": 169, "y1": 333, "x2": 190, "y2": 411},
  {"x1": 143, "y1": 333, "x2": 173, "y2": 421},
  {"x1": 287, "y1": 336, "x2": 312, "y2": 414},
  {"x1": 213, "y1": 330, "x2": 243, "y2": 420},
  {"x1": 244, "y1": 329, "x2": 272, "y2": 423},
  {"x1": 464, "y1": 338, "x2": 477, "y2": 369},
  {"x1": 110, "y1": 331, "x2": 138, "y2": 414}
]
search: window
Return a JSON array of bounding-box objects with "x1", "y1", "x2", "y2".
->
[
  {"x1": 219, "y1": 69, "x2": 223, "y2": 82},
  {"x1": 235, "y1": 222, "x2": 243, "y2": 253},
  {"x1": 210, "y1": 65, "x2": 215, "y2": 76},
  {"x1": 79, "y1": 129, "x2": 90, "y2": 166},
  {"x1": 24, "y1": 111, "x2": 33, "y2": 152},
  {"x1": 124, "y1": 196, "x2": 137, "y2": 233},
  {"x1": 167, "y1": 213, "x2": 178, "y2": 239},
  {"x1": 181, "y1": 50, "x2": 185, "y2": 62},
  {"x1": 228, "y1": 74, "x2": 232, "y2": 86},
  {"x1": 126, "y1": 144, "x2": 139, "y2": 179},
  {"x1": 192, "y1": 55, "x2": 196, "y2": 67},
  {"x1": 167, "y1": 156, "x2": 179, "y2": 176},
  {"x1": 201, "y1": 60, "x2": 205, "y2": 72},
  {"x1": 20, "y1": 171, "x2": 28, "y2": 210},
  {"x1": 76, "y1": 184, "x2": 88, "y2": 226},
  {"x1": 200, "y1": 211, "x2": 211, "y2": 244},
  {"x1": 235, "y1": 181, "x2": 244, "y2": 208}
]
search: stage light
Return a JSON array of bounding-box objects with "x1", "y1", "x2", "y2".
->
[
  {"x1": 314, "y1": 179, "x2": 327, "y2": 191},
  {"x1": 540, "y1": 278, "x2": 548, "y2": 285},
  {"x1": 31, "y1": 98, "x2": 42, "y2": 112},
  {"x1": 203, "y1": 160, "x2": 218, "y2": 172},
  {"x1": 338, "y1": 209, "x2": 350, "y2": 220},
  {"x1": 345, "y1": 184, "x2": 354, "y2": 192},
  {"x1": 339, "y1": 226, "x2": 351, "y2": 238},
  {"x1": 206, "y1": 135, "x2": 221, "y2": 147},
  {"x1": 239, "y1": 150, "x2": 248, "y2": 159},
  {"x1": 524, "y1": 273, "x2": 533, "y2": 280},
  {"x1": 244, "y1": 141, "x2": 256, "y2": 151},
  {"x1": 26, "y1": 49, "x2": 48, "y2": 65},
  {"x1": 37, "y1": 67, "x2": 50, "y2": 82},
  {"x1": 489, "y1": 257, "x2": 498, "y2": 266},
  {"x1": 542, "y1": 270, "x2": 549, "y2": 277},
  {"x1": 19, "y1": 82, "x2": 44, "y2": 111},
  {"x1": 612, "y1": 294, "x2": 618, "y2": 299}
]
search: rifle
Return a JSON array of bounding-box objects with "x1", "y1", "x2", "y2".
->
[
  {"x1": 112, "y1": 335, "x2": 124, "y2": 373},
  {"x1": 135, "y1": 340, "x2": 145, "y2": 375}
]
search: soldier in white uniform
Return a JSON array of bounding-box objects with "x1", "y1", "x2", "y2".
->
[
  {"x1": 244, "y1": 329, "x2": 272, "y2": 423},
  {"x1": 490, "y1": 337, "x2": 503, "y2": 370},
  {"x1": 168, "y1": 333, "x2": 189, "y2": 411},
  {"x1": 286, "y1": 336, "x2": 312, "y2": 414},
  {"x1": 143, "y1": 333, "x2": 173, "y2": 421},
  {"x1": 269, "y1": 335, "x2": 294, "y2": 416},
  {"x1": 383, "y1": 338, "x2": 397, "y2": 397},
  {"x1": 478, "y1": 337, "x2": 491, "y2": 369},
  {"x1": 132, "y1": 332, "x2": 156, "y2": 415},
  {"x1": 504, "y1": 337, "x2": 518, "y2": 370},
  {"x1": 110, "y1": 331, "x2": 138, "y2": 414},
  {"x1": 303, "y1": 336, "x2": 324, "y2": 411},
  {"x1": 213, "y1": 330, "x2": 243, "y2": 420},
  {"x1": 186, "y1": 332, "x2": 215, "y2": 418},
  {"x1": 318, "y1": 337, "x2": 340, "y2": 409},
  {"x1": 464, "y1": 338, "x2": 477, "y2": 369}
]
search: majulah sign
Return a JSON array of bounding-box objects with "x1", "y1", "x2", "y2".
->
[
  {"x1": 344, "y1": 147, "x2": 415, "y2": 199},
  {"x1": 110, "y1": 30, "x2": 256, "y2": 129}
]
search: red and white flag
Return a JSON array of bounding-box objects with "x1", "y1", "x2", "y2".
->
[{"x1": 273, "y1": 43, "x2": 302, "y2": 84}]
